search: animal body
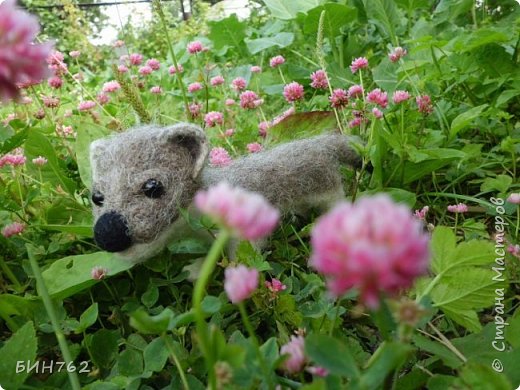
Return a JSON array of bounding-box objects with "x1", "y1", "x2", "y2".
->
[{"x1": 89, "y1": 123, "x2": 361, "y2": 262}]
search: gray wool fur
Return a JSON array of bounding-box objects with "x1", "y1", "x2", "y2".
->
[{"x1": 89, "y1": 123, "x2": 361, "y2": 262}]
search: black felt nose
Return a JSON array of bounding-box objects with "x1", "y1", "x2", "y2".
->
[{"x1": 94, "y1": 212, "x2": 132, "y2": 252}]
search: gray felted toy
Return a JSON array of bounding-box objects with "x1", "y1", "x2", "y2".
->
[{"x1": 89, "y1": 123, "x2": 361, "y2": 262}]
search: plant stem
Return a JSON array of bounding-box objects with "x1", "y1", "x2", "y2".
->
[
  {"x1": 153, "y1": 0, "x2": 190, "y2": 119},
  {"x1": 218, "y1": 127, "x2": 237, "y2": 154},
  {"x1": 194, "y1": 54, "x2": 209, "y2": 114},
  {"x1": 238, "y1": 302, "x2": 275, "y2": 389},
  {"x1": 338, "y1": 36, "x2": 345, "y2": 69},
  {"x1": 0, "y1": 304, "x2": 18, "y2": 330},
  {"x1": 13, "y1": 167, "x2": 26, "y2": 218},
  {"x1": 102, "y1": 280, "x2": 121, "y2": 306},
  {"x1": 427, "y1": 322, "x2": 467, "y2": 363},
  {"x1": 512, "y1": 33, "x2": 520, "y2": 64},
  {"x1": 351, "y1": 162, "x2": 367, "y2": 202},
  {"x1": 400, "y1": 105, "x2": 405, "y2": 144},
  {"x1": 277, "y1": 67, "x2": 287, "y2": 84},
  {"x1": 289, "y1": 49, "x2": 320, "y2": 67},
  {"x1": 454, "y1": 213, "x2": 459, "y2": 237},
  {"x1": 316, "y1": 11, "x2": 344, "y2": 134},
  {"x1": 26, "y1": 245, "x2": 81, "y2": 390},
  {"x1": 192, "y1": 230, "x2": 230, "y2": 390},
  {"x1": 515, "y1": 206, "x2": 520, "y2": 239},
  {"x1": 471, "y1": 3, "x2": 478, "y2": 29},
  {"x1": 162, "y1": 332, "x2": 190, "y2": 390},
  {"x1": 415, "y1": 272, "x2": 443, "y2": 303},
  {"x1": 0, "y1": 256, "x2": 22, "y2": 291},
  {"x1": 329, "y1": 299, "x2": 342, "y2": 336},
  {"x1": 512, "y1": 151, "x2": 517, "y2": 179}
]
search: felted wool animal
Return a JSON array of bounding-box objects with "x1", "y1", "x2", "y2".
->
[{"x1": 89, "y1": 123, "x2": 362, "y2": 262}]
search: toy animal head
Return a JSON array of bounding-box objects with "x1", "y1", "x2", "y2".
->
[{"x1": 89, "y1": 123, "x2": 208, "y2": 261}]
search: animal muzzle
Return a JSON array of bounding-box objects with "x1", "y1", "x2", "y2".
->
[{"x1": 94, "y1": 211, "x2": 132, "y2": 252}]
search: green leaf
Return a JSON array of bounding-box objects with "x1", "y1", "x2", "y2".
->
[
  {"x1": 201, "y1": 295, "x2": 222, "y2": 314},
  {"x1": 127, "y1": 333, "x2": 148, "y2": 350},
  {"x1": 35, "y1": 224, "x2": 93, "y2": 237},
  {"x1": 86, "y1": 329, "x2": 120, "y2": 371},
  {"x1": 118, "y1": 348, "x2": 144, "y2": 377},
  {"x1": 129, "y1": 308, "x2": 175, "y2": 335},
  {"x1": 412, "y1": 333, "x2": 462, "y2": 369},
  {"x1": 76, "y1": 123, "x2": 108, "y2": 189},
  {"x1": 372, "y1": 58, "x2": 398, "y2": 92},
  {"x1": 402, "y1": 159, "x2": 457, "y2": 184},
  {"x1": 395, "y1": 0, "x2": 430, "y2": 9},
  {"x1": 227, "y1": 64, "x2": 253, "y2": 83},
  {"x1": 451, "y1": 28, "x2": 511, "y2": 53},
  {"x1": 260, "y1": 19, "x2": 287, "y2": 35},
  {"x1": 300, "y1": 301, "x2": 328, "y2": 318},
  {"x1": 300, "y1": 380, "x2": 327, "y2": 390},
  {"x1": 245, "y1": 32, "x2": 294, "y2": 54},
  {"x1": 457, "y1": 362, "x2": 511, "y2": 389},
  {"x1": 450, "y1": 240, "x2": 498, "y2": 267},
  {"x1": 431, "y1": 269, "x2": 500, "y2": 308},
  {"x1": 168, "y1": 238, "x2": 211, "y2": 255},
  {"x1": 236, "y1": 241, "x2": 266, "y2": 269},
  {"x1": 505, "y1": 308, "x2": 520, "y2": 348},
  {"x1": 42, "y1": 252, "x2": 134, "y2": 299},
  {"x1": 362, "y1": 0, "x2": 400, "y2": 44},
  {"x1": 24, "y1": 130, "x2": 76, "y2": 194},
  {"x1": 260, "y1": 337, "x2": 280, "y2": 368},
  {"x1": 450, "y1": 104, "x2": 488, "y2": 140},
  {"x1": 143, "y1": 337, "x2": 170, "y2": 372},
  {"x1": 378, "y1": 126, "x2": 402, "y2": 153},
  {"x1": 76, "y1": 302, "x2": 99, "y2": 333},
  {"x1": 422, "y1": 227, "x2": 504, "y2": 332},
  {"x1": 450, "y1": 323, "x2": 499, "y2": 359},
  {"x1": 480, "y1": 175, "x2": 512, "y2": 194},
  {"x1": 360, "y1": 342, "x2": 413, "y2": 390},
  {"x1": 186, "y1": 375, "x2": 206, "y2": 390},
  {"x1": 407, "y1": 148, "x2": 466, "y2": 163},
  {"x1": 496, "y1": 347, "x2": 520, "y2": 385},
  {"x1": 0, "y1": 295, "x2": 40, "y2": 320},
  {"x1": 304, "y1": 4, "x2": 358, "y2": 37},
  {"x1": 208, "y1": 14, "x2": 247, "y2": 51},
  {"x1": 430, "y1": 227, "x2": 457, "y2": 274},
  {"x1": 141, "y1": 283, "x2": 159, "y2": 308},
  {"x1": 263, "y1": 0, "x2": 324, "y2": 19},
  {"x1": 427, "y1": 375, "x2": 457, "y2": 389},
  {"x1": 432, "y1": 270, "x2": 501, "y2": 332},
  {"x1": 236, "y1": 240, "x2": 264, "y2": 266},
  {"x1": 269, "y1": 111, "x2": 337, "y2": 144},
  {"x1": 275, "y1": 295, "x2": 303, "y2": 327},
  {"x1": 371, "y1": 299, "x2": 397, "y2": 340},
  {"x1": 0, "y1": 128, "x2": 29, "y2": 154},
  {"x1": 45, "y1": 197, "x2": 92, "y2": 226},
  {"x1": 83, "y1": 382, "x2": 120, "y2": 390},
  {"x1": 496, "y1": 89, "x2": 520, "y2": 107},
  {"x1": 305, "y1": 334, "x2": 360, "y2": 378},
  {"x1": 384, "y1": 188, "x2": 416, "y2": 208},
  {"x1": 433, "y1": 0, "x2": 472, "y2": 23},
  {"x1": 0, "y1": 321, "x2": 37, "y2": 390},
  {"x1": 432, "y1": 227, "x2": 495, "y2": 273}
]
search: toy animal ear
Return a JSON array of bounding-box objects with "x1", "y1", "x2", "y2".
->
[
  {"x1": 90, "y1": 138, "x2": 106, "y2": 159},
  {"x1": 164, "y1": 123, "x2": 209, "y2": 178},
  {"x1": 89, "y1": 138, "x2": 108, "y2": 181}
]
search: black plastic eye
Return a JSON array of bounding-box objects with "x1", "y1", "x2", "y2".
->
[
  {"x1": 91, "y1": 190, "x2": 104, "y2": 206},
  {"x1": 142, "y1": 179, "x2": 165, "y2": 199}
]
